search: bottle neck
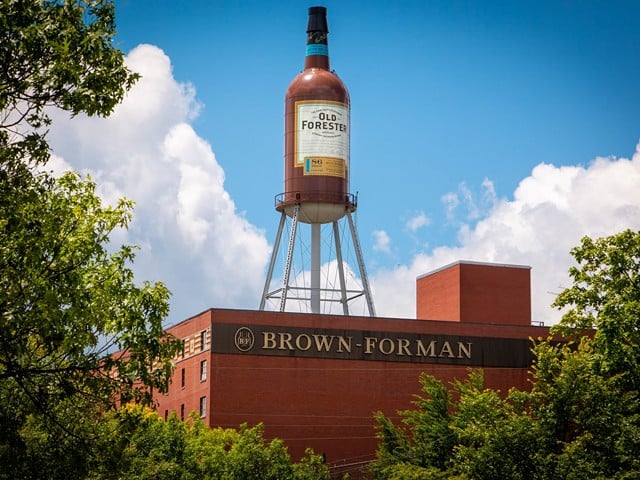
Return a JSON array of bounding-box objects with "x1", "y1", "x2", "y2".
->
[
  {"x1": 304, "y1": 7, "x2": 330, "y2": 70},
  {"x1": 304, "y1": 47, "x2": 330, "y2": 70}
]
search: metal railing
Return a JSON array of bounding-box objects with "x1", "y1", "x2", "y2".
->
[{"x1": 275, "y1": 191, "x2": 357, "y2": 208}]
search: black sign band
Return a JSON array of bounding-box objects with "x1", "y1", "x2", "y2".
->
[{"x1": 212, "y1": 323, "x2": 535, "y2": 368}]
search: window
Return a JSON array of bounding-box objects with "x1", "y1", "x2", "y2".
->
[
  {"x1": 200, "y1": 359, "x2": 207, "y2": 382},
  {"x1": 180, "y1": 404, "x2": 185, "y2": 421},
  {"x1": 200, "y1": 330, "x2": 207, "y2": 351},
  {"x1": 164, "y1": 409, "x2": 168, "y2": 420},
  {"x1": 181, "y1": 367, "x2": 185, "y2": 389},
  {"x1": 199, "y1": 396, "x2": 207, "y2": 418}
]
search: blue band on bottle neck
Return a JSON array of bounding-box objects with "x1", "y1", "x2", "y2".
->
[{"x1": 306, "y1": 43, "x2": 329, "y2": 56}]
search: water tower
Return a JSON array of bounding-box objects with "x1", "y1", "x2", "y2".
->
[{"x1": 259, "y1": 6, "x2": 375, "y2": 316}]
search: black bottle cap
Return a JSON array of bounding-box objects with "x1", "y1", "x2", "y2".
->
[{"x1": 307, "y1": 6, "x2": 328, "y2": 33}]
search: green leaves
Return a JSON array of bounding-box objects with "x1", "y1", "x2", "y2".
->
[
  {"x1": 372, "y1": 371, "x2": 540, "y2": 480},
  {"x1": 0, "y1": 1, "x2": 180, "y2": 477},
  {"x1": 531, "y1": 338, "x2": 640, "y2": 478},
  {"x1": 552, "y1": 230, "x2": 640, "y2": 392},
  {"x1": 373, "y1": 230, "x2": 640, "y2": 479},
  {"x1": 0, "y1": 171, "x2": 181, "y2": 448},
  {"x1": 88, "y1": 405, "x2": 330, "y2": 480},
  {"x1": 0, "y1": 0, "x2": 138, "y2": 117},
  {"x1": 0, "y1": 0, "x2": 138, "y2": 167}
]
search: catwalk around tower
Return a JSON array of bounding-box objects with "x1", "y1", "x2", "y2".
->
[{"x1": 260, "y1": 6, "x2": 375, "y2": 316}]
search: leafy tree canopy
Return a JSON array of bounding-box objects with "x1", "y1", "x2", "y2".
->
[
  {"x1": 87, "y1": 404, "x2": 330, "y2": 480},
  {"x1": 0, "y1": 1, "x2": 180, "y2": 477},
  {"x1": 0, "y1": 0, "x2": 138, "y2": 169},
  {"x1": 552, "y1": 229, "x2": 640, "y2": 391},
  {"x1": 372, "y1": 230, "x2": 640, "y2": 479},
  {"x1": 0, "y1": 168, "x2": 183, "y2": 478}
]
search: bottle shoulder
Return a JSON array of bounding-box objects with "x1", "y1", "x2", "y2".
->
[{"x1": 286, "y1": 68, "x2": 349, "y2": 102}]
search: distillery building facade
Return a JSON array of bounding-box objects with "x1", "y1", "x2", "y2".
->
[{"x1": 155, "y1": 261, "x2": 548, "y2": 476}]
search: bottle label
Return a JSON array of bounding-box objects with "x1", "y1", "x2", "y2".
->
[
  {"x1": 305, "y1": 44, "x2": 329, "y2": 56},
  {"x1": 295, "y1": 101, "x2": 349, "y2": 178},
  {"x1": 306, "y1": 31, "x2": 328, "y2": 56}
]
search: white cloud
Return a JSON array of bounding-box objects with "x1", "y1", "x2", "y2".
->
[
  {"x1": 42, "y1": 153, "x2": 73, "y2": 176},
  {"x1": 372, "y1": 145, "x2": 640, "y2": 325},
  {"x1": 47, "y1": 44, "x2": 270, "y2": 324},
  {"x1": 442, "y1": 191, "x2": 459, "y2": 222},
  {"x1": 406, "y1": 212, "x2": 430, "y2": 233},
  {"x1": 372, "y1": 229, "x2": 392, "y2": 253},
  {"x1": 442, "y1": 179, "x2": 498, "y2": 225},
  {"x1": 481, "y1": 178, "x2": 497, "y2": 208}
]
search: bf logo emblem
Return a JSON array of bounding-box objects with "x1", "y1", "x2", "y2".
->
[{"x1": 234, "y1": 327, "x2": 254, "y2": 352}]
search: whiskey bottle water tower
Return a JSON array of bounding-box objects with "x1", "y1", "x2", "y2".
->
[{"x1": 260, "y1": 6, "x2": 375, "y2": 316}]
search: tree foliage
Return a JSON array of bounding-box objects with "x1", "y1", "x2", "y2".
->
[
  {"x1": 372, "y1": 371, "x2": 539, "y2": 480},
  {"x1": 0, "y1": 1, "x2": 180, "y2": 477},
  {"x1": 552, "y1": 229, "x2": 640, "y2": 392},
  {"x1": 0, "y1": 171, "x2": 181, "y2": 403},
  {"x1": 0, "y1": 0, "x2": 138, "y2": 170},
  {"x1": 0, "y1": 165, "x2": 182, "y2": 478},
  {"x1": 531, "y1": 340, "x2": 640, "y2": 479},
  {"x1": 372, "y1": 230, "x2": 640, "y2": 479},
  {"x1": 87, "y1": 404, "x2": 330, "y2": 480}
]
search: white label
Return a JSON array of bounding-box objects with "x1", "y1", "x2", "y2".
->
[{"x1": 295, "y1": 101, "x2": 349, "y2": 178}]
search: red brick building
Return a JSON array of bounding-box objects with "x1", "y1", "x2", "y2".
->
[{"x1": 155, "y1": 261, "x2": 548, "y2": 477}]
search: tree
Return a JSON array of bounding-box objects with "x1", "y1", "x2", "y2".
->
[
  {"x1": 371, "y1": 371, "x2": 539, "y2": 480},
  {"x1": 0, "y1": 172, "x2": 182, "y2": 479},
  {"x1": 372, "y1": 230, "x2": 640, "y2": 479},
  {"x1": 529, "y1": 339, "x2": 640, "y2": 479},
  {"x1": 0, "y1": 1, "x2": 180, "y2": 477},
  {"x1": 552, "y1": 229, "x2": 640, "y2": 392},
  {"x1": 372, "y1": 373, "x2": 454, "y2": 476},
  {"x1": 88, "y1": 404, "x2": 330, "y2": 480},
  {"x1": 0, "y1": 0, "x2": 138, "y2": 170}
]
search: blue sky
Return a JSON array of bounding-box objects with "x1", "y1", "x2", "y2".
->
[{"x1": 48, "y1": 1, "x2": 640, "y2": 325}]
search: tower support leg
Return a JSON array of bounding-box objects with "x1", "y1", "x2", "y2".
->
[
  {"x1": 259, "y1": 211, "x2": 286, "y2": 311},
  {"x1": 332, "y1": 220, "x2": 349, "y2": 315},
  {"x1": 310, "y1": 222, "x2": 321, "y2": 313},
  {"x1": 280, "y1": 204, "x2": 300, "y2": 312},
  {"x1": 347, "y1": 211, "x2": 376, "y2": 317}
]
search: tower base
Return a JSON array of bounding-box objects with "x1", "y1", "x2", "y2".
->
[{"x1": 259, "y1": 205, "x2": 376, "y2": 316}]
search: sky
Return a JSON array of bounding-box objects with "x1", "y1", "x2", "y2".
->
[{"x1": 47, "y1": 0, "x2": 640, "y2": 327}]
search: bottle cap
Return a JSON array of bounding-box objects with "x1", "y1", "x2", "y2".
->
[{"x1": 307, "y1": 6, "x2": 328, "y2": 33}]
